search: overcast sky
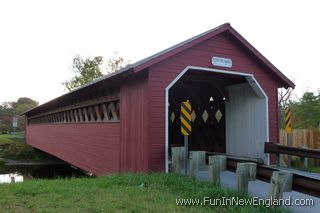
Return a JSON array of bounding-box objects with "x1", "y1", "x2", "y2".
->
[{"x1": 0, "y1": 0, "x2": 319, "y2": 104}]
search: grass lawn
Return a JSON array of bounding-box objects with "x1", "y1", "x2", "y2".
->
[
  {"x1": 0, "y1": 133, "x2": 51, "y2": 163},
  {"x1": 0, "y1": 173, "x2": 287, "y2": 213},
  {"x1": 0, "y1": 134, "x2": 24, "y2": 144},
  {"x1": 291, "y1": 158, "x2": 320, "y2": 173},
  {"x1": 306, "y1": 166, "x2": 320, "y2": 173}
]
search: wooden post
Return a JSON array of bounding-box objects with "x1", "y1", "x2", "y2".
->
[
  {"x1": 309, "y1": 131, "x2": 315, "y2": 166},
  {"x1": 209, "y1": 155, "x2": 226, "y2": 185},
  {"x1": 270, "y1": 171, "x2": 293, "y2": 199},
  {"x1": 300, "y1": 157, "x2": 306, "y2": 170},
  {"x1": 172, "y1": 147, "x2": 184, "y2": 174},
  {"x1": 74, "y1": 110, "x2": 79, "y2": 122},
  {"x1": 63, "y1": 111, "x2": 67, "y2": 123},
  {"x1": 276, "y1": 153, "x2": 280, "y2": 167},
  {"x1": 55, "y1": 112, "x2": 61, "y2": 123},
  {"x1": 83, "y1": 108, "x2": 89, "y2": 122},
  {"x1": 279, "y1": 154, "x2": 286, "y2": 167},
  {"x1": 78, "y1": 108, "x2": 83, "y2": 122},
  {"x1": 188, "y1": 151, "x2": 206, "y2": 178},
  {"x1": 88, "y1": 106, "x2": 95, "y2": 122},
  {"x1": 94, "y1": 105, "x2": 102, "y2": 121},
  {"x1": 70, "y1": 110, "x2": 75, "y2": 122},
  {"x1": 287, "y1": 134, "x2": 291, "y2": 168},
  {"x1": 301, "y1": 145, "x2": 308, "y2": 170},
  {"x1": 101, "y1": 104, "x2": 109, "y2": 121},
  {"x1": 236, "y1": 163, "x2": 257, "y2": 194},
  {"x1": 67, "y1": 110, "x2": 71, "y2": 122}
]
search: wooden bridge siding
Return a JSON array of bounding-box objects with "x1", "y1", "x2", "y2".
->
[
  {"x1": 26, "y1": 123, "x2": 120, "y2": 175},
  {"x1": 148, "y1": 33, "x2": 280, "y2": 171},
  {"x1": 119, "y1": 73, "x2": 149, "y2": 173}
]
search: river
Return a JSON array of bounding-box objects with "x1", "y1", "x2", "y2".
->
[
  {"x1": 0, "y1": 164, "x2": 88, "y2": 184},
  {"x1": 0, "y1": 173, "x2": 23, "y2": 184}
]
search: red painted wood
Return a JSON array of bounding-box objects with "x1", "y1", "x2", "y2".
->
[
  {"x1": 119, "y1": 73, "x2": 149, "y2": 173},
  {"x1": 148, "y1": 33, "x2": 280, "y2": 171},
  {"x1": 133, "y1": 24, "x2": 230, "y2": 73},
  {"x1": 26, "y1": 123, "x2": 120, "y2": 175},
  {"x1": 133, "y1": 23, "x2": 293, "y2": 88}
]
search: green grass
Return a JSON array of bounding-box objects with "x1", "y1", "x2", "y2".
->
[
  {"x1": 306, "y1": 166, "x2": 320, "y2": 173},
  {"x1": 0, "y1": 134, "x2": 24, "y2": 144},
  {"x1": 0, "y1": 173, "x2": 287, "y2": 213},
  {"x1": 291, "y1": 158, "x2": 320, "y2": 173},
  {"x1": 0, "y1": 134, "x2": 51, "y2": 162}
]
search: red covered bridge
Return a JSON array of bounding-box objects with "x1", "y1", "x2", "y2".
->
[{"x1": 24, "y1": 23, "x2": 294, "y2": 175}]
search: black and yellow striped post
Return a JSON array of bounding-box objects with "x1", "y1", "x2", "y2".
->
[
  {"x1": 285, "y1": 106, "x2": 292, "y2": 134},
  {"x1": 284, "y1": 106, "x2": 292, "y2": 167},
  {"x1": 181, "y1": 101, "x2": 192, "y2": 176},
  {"x1": 181, "y1": 102, "x2": 192, "y2": 136}
]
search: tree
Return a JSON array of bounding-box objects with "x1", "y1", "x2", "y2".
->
[
  {"x1": 0, "y1": 97, "x2": 38, "y2": 133},
  {"x1": 13, "y1": 97, "x2": 38, "y2": 115},
  {"x1": 0, "y1": 102, "x2": 15, "y2": 116},
  {"x1": 291, "y1": 92, "x2": 320, "y2": 129},
  {"x1": 62, "y1": 55, "x2": 104, "y2": 91},
  {"x1": 106, "y1": 54, "x2": 128, "y2": 74},
  {"x1": 63, "y1": 54, "x2": 129, "y2": 91},
  {"x1": 278, "y1": 88, "x2": 295, "y2": 129}
]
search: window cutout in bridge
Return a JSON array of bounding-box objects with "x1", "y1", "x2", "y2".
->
[{"x1": 108, "y1": 110, "x2": 114, "y2": 120}]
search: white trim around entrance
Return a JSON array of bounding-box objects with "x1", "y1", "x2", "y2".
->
[{"x1": 165, "y1": 66, "x2": 269, "y2": 173}]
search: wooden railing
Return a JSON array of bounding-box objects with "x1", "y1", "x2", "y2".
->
[{"x1": 264, "y1": 142, "x2": 320, "y2": 169}]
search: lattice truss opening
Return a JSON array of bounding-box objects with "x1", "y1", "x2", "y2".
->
[{"x1": 28, "y1": 90, "x2": 120, "y2": 124}]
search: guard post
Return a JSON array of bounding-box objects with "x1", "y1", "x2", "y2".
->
[
  {"x1": 284, "y1": 106, "x2": 292, "y2": 167},
  {"x1": 181, "y1": 101, "x2": 192, "y2": 176}
]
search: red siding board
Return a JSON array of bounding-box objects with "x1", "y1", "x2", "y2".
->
[
  {"x1": 120, "y1": 74, "x2": 149, "y2": 173},
  {"x1": 134, "y1": 25, "x2": 230, "y2": 72},
  {"x1": 148, "y1": 33, "x2": 280, "y2": 171},
  {"x1": 26, "y1": 123, "x2": 120, "y2": 175}
]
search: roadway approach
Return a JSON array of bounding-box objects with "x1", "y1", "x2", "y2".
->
[{"x1": 197, "y1": 166, "x2": 320, "y2": 213}]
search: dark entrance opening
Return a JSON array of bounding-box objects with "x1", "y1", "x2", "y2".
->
[{"x1": 168, "y1": 69, "x2": 246, "y2": 154}]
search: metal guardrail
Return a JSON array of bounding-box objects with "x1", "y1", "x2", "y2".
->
[
  {"x1": 264, "y1": 142, "x2": 320, "y2": 159},
  {"x1": 264, "y1": 142, "x2": 320, "y2": 170},
  {"x1": 206, "y1": 153, "x2": 320, "y2": 198},
  {"x1": 226, "y1": 158, "x2": 320, "y2": 197}
]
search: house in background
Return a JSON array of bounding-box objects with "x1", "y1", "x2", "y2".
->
[{"x1": 23, "y1": 23, "x2": 294, "y2": 175}]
